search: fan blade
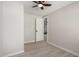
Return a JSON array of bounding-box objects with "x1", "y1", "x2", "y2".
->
[
  {"x1": 41, "y1": 1, "x2": 45, "y2": 4},
  {"x1": 32, "y1": 5, "x2": 38, "y2": 8},
  {"x1": 42, "y1": 1, "x2": 45, "y2": 3},
  {"x1": 38, "y1": 1, "x2": 42, "y2": 4},
  {"x1": 33, "y1": 1, "x2": 38, "y2": 3},
  {"x1": 43, "y1": 4, "x2": 51, "y2": 6},
  {"x1": 40, "y1": 7, "x2": 44, "y2": 10}
]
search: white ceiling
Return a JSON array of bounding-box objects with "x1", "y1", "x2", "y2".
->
[{"x1": 24, "y1": 1, "x2": 74, "y2": 16}]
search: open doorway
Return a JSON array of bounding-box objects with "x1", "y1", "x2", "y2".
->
[{"x1": 44, "y1": 18, "x2": 48, "y2": 41}]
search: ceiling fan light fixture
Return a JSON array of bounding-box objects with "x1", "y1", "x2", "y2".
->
[
  {"x1": 38, "y1": 4, "x2": 43, "y2": 7},
  {"x1": 33, "y1": 1, "x2": 52, "y2": 10}
]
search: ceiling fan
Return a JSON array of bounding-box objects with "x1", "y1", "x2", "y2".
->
[{"x1": 32, "y1": 1, "x2": 52, "y2": 10}]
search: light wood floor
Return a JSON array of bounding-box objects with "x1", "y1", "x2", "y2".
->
[{"x1": 12, "y1": 41, "x2": 77, "y2": 57}]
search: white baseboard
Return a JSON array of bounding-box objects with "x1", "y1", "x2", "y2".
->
[
  {"x1": 24, "y1": 40, "x2": 34, "y2": 44},
  {"x1": 47, "y1": 41, "x2": 79, "y2": 57},
  {"x1": 24, "y1": 40, "x2": 44, "y2": 44},
  {"x1": 3, "y1": 50, "x2": 24, "y2": 57}
]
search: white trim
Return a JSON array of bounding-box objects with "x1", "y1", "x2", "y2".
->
[
  {"x1": 47, "y1": 41, "x2": 79, "y2": 57},
  {"x1": 24, "y1": 40, "x2": 44, "y2": 44},
  {"x1": 24, "y1": 40, "x2": 34, "y2": 44},
  {"x1": 3, "y1": 50, "x2": 24, "y2": 57}
]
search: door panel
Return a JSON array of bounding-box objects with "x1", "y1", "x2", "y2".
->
[{"x1": 36, "y1": 17, "x2": 44, "y2": 41}]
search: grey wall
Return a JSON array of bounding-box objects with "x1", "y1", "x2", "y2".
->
[
  {"x1": 24, "y1": 13, "x2": 44, "y2": 43},
  {"x1": 0, "y1": 2, "x2": 3, "y2": 56},
  {"x1": 47, "y1": 2, "x2": 79, "y2": 56},
  {"x1": 24, "y1": 13, "x2": 36, "y2": 43},
  {"x1": 0, "y1": 2, "x2": 24, "y2": 56}
]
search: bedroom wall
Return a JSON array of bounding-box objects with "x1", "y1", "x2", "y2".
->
[
  {"x1": 47, "y1": 2, "x2": 79, "y2": 56},
  {"x1": 24, "y1": 13, "x2": 44, "y2": 43},
  {"x1": 1, "y1": 2, "x2": 24, "y2": 56},
  {"x1": 0, "y1": 2, "x2": 3, "y2": 56},
  {"x1": 24, "y1": 13, "x2": 37, "y2": 43}
]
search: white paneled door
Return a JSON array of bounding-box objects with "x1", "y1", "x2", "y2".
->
[{"x1": 35, "y1": 17, "x2": 44, "y2": 42}]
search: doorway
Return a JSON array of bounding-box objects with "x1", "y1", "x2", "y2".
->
[{"x1": 44, "y1": 18, "x2": 48, "y2": 41}]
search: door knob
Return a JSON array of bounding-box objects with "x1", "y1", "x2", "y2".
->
[{"x1": 36, "y1": 30, "x2": 37, "y2": 32}]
